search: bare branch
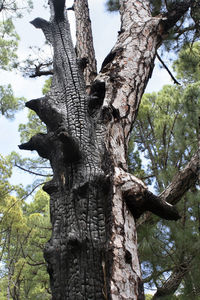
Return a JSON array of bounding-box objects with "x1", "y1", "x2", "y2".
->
[
  {"x1": 160, "y1": 151, "x2": 198, "y2": 205},
  {"x1": 14, "y1": 163, "x2": 52, "y2": 177},
  {"x1": 156, "y1": 52, "x2": 181, "y2": 85},
  {"x1": 152, "y1": 257, "x2": 194, "y2": 300},
  {"x1": 74, "y1": 0, "x2": 97, "y2": 89}
]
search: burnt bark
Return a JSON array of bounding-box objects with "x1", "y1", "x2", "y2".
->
[
  {"x1": 19, "y1": 0, "x2": 198, "y2": 299},
  {"x1": 22, "y1": 1, "x2": 112, "y2": 298}
]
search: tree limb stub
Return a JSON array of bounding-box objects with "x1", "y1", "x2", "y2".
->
[
  {"x1": 162, "y1": 0, "x2": 192, "y2": 33},
  {"x1": 137, "y1": 151, "x2": 199, "y2": 227},
  {"x1": 160, "y1": 151, "x2": 199, "y2": 205},
  {"x1": 115, "y1": 167, "x2": 180, "y2": 220},
  {"x1": 18, "y1": 133, "x2": 54, "y2": 159}
]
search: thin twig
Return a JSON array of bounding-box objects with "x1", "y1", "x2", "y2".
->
[
  {"x1": 156, "y1": 52, "x2": 181, "y2": 85},
  {"x1": 0, "y1": 182, "x2": 44, "y2": 225},
  {"x1": 15, "y1": 163, "x2": 52, "y2": 177}
]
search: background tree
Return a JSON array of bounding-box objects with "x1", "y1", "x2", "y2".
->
[
  {"x1": 0, "y1": 0, "x2": 33, "y2": 117},
  {"x1": 0, "y1": 2, "x2": 53, "y2": 299},
  {"x1": 0, "y1": 186, "x2": 51, "y2": 300},
  {"x1": 129, "y1": 42, "x2": 200, "y2": 299}
]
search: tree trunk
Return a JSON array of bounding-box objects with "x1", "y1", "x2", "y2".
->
[
  {"x1": 73, "y1": 0, "x2": 97, "y2": 89},
  {"x1": 19, "y1": 0, "x2": 197, "y2": 299}
]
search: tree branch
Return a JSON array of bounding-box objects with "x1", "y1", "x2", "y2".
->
[
  {"x1": 162, "y1": 1, "x2": 192, "y2": 33},
  {"x1": 30, "y1": 69, "x2": 53, "y2": 78},
  {"x1": 73, "y1": 0, "x2": 97, "y2": 89},
  {"x1": 152, "y1": 257, "x2": 194, "y2": 300},
  {"x1": 14, "y1": 163, "x2": 52, "y2": 177},
  {"x1": 114, "y1": 167, "x2": 180, "y2": 220},
  {"x1": 160, "y1": 151, "x2": 199, "y2": 205},
  {"x1": 156, "y1": 52, "x2": 181, "y2": 85},
  {"x1": 116, "y1": 151, "x2": 198, "y2": 220},
  {"x1": 137, "y1": 151, "x2": 199, "y2": 227}
]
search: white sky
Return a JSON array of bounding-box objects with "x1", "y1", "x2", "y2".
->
[{"x1": 0, "y1": 0, "x2": 172, "y2": 185}]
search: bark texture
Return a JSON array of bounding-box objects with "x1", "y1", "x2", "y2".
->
[
  {"x1": 74, "y1": 0, "x2": 97, "y2": 89},
  {"x1": 22, "y1": 2, "x2": 111, "y2": 298},
  {"x1": 19, "y1": 0, "x2": 199, "y2": 299}
]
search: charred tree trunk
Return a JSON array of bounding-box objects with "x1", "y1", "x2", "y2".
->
[{"x1": 19, "y1": 0, "x2": 198, "y2": 299}]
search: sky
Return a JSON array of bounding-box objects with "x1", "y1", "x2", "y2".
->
[{"x1": 0, "y1": 0, "x2": 172, "y2": 185}]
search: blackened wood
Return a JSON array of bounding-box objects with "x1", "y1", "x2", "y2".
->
[{"x1": 25, "y1": 1, "x2": 112, "y2": 299}]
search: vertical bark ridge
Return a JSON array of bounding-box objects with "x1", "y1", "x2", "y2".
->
[
  {"x1": 96, "y1": 1, "x2": 164, "y2": 298},
  {"x1": 74, "y1": 0, "x2": 97, "y2": 89}
]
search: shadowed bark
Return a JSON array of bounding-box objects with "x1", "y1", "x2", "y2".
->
[{"x1": 19, "y1": 0, "x2": 198, "y2": 299}]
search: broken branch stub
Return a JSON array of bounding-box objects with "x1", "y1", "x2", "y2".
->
[{"x1": 115, "y1": 167, "x2": 181, "y2": 221}]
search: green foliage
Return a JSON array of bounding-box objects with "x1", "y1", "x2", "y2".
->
[
  {"x1": 0, "y1": 0, "x2": 33, "y2": 18},
  {"x1": 0, "y1": 1, "x2": 33, "y2": 121},
  {"x1": 0, "y1": 19, "x2": 19, "y2": 70},
  {"x1": 129, "y1": 82, "x2": 199, "y2": 191},
  {"x1": 42, "y1": 77, "x2": 52, "y2": 95},
  {"x1": 0, "y1": 154, "x2": 13, "y2": 197},
  {"x1": 18, "y1": 77, "x2": 51, "y2": 142},
  {"x1": 173, "y1": 42, "x2": 200, "y2": 83},
  {"x1": 130, "y1": 42, "x2": 200, "y2": 298},
  {"x1": 0, "y1": 189, "x2": 51, "y2": 300},
  {"x1": 19, "y1": 110, "x2": 46, "y2": 142},
  {"x1": 0, "y1": 84, "x2": 25, "y2": 119}
]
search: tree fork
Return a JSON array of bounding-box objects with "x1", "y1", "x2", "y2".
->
[
  {"x1": 19, "y1": 0, "x2": 196, "y2": 299},
  {"x1": 19, "y1": 0, "x2": 163, "y2": 299}
]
